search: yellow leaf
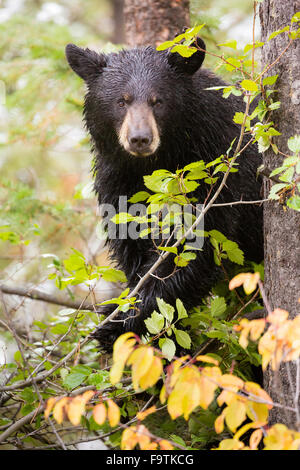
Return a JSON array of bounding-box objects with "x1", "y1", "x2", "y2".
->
[
  {"x1": 196, "y1": 355, "x2": 219, "y2": 365},
  {"x1": 198, "y1": 367, "x2": 221, "y2": 409},
  {"x1": 264, "y1": 424, "x2": 300, "y2": 450},
  {"x1": 138, "y1": 356, "x2": 163, "y2": 390},
  {"x1": 250, "y1": 429, "x2": 263, "y2": 450},
  {"x1": 53, "y1": 397, "x2": 69, "y2": 424},
  {"x1": 66, "y1": 390, "x2": 95, "y2": 426},
  {"x1": 107, "y1": 399, "x2": 120, "y2": 427},
  {"x1": 110, "y1": 360, "x2": 125, "y2": 386},
  {"x1": 44, "y1": 397, "x2": 56, "y2": 419},
  {"x1": 239, "y1": 323, "x2": 251, "y2": 349},
  {"x1": 137, "y1": 405, "x2": 157, "y2": 421},
  {"x1": 67, "y1": 397, "x2": 85, "y2": 426},
  {"x1": 249, "y1": 319, "x2": 266, "y2": 341},
  {"x1": 169, "y1": 357, "x2": 189, "y2": 388},
  {"x1": 229, "y1": 273, "x2": 250, "y2": 290},
  {"x1": 214, "y1": 439, "x2": 245, "y2": 450},
  {"x1": 121, "y1": 426, "x2": 138, "y2": 450},
  {"x1": 217, "y1": 390, "x2": 236, "y2": 407},
  {"x1": 128, "y1": 346, "x2": 154, "y2": 391},
  {"x1": 266, "y1": 308, "x2": 289, "y2": 326},
  {"x1": 225, "y1": 400, "x2": 247, "y2": 432},
  {"x1": 143, "y1": 442, "x2": 158, "y2": 450},
  {"x1": 229, "y1": 272, "x2": 260, "y2": 294},
  {"x1": 159, "y1": 439, "x2": 174, "y2": 450},
  {"x1": 112, "y1": 332, "x2": 136, "y2": 361},
  {"x1": 136, "y1": 424, "x2": 152, "y2": 450},
  {"x1": 243, "y1": 272, "x2": 260, "y2": 295},
  {"x1": 81, "y1": 390, "x2": 95, "y2": 404},
  {"x1": 217, "y1": 374, "x2": 244, "y2": 390},
  {"x1": 93, "y1": 403, "x2": 107, "y2": 425},
  {"x1": 110, "y1": 337, "x2": 137, "y2": 385},
  {"x1": 246, "y1": 401, "x2": 269, "y2": 424},
  {"x1": 167, "y1": 367, "x2": 202, "y2": 420},
  {"x1": 160, "y1": 384, "x2": 167, "y2": 404},
  {"x1": 215, "y1": 409, "x2": 226, "y2": 434},
  {"x1": 244, "y1": 382, "x2": 273, "y2": 409}
]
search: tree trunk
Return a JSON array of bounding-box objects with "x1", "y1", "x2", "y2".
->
[
  {"x1": 259, "y1": 0, "x2": 300, "y2": 428},
  {"x1": 124, "y1": 0, "x2": 190, "y2": 47},
  {"x1": 112, "y1": 0, "x2": 125, "y2": 44}
]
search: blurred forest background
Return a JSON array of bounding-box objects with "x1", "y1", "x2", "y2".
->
[{"x1": 0, "y1": 0, "x2": 258, "y2": 364}]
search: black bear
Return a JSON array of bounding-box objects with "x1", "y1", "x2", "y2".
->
[{"x1": 65, "y1": 38, "x2": 263, "y2": 350}]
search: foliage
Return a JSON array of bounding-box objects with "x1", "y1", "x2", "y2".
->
[
  {"x1": 44, "y1": 289, "x2": 300, "y2": 450},
  {"x1": 0, "y1": 0, "x2": 299, "y2": 452}
]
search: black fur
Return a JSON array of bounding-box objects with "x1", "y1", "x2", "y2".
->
[{"x1": 65, "y1": 42, "x2": 263, "y2": 351}]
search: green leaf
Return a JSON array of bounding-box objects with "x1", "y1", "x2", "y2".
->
[
  {"x1": 58, "y1": 308, "x2": 76, "y2": 316},
  {"x1": 240, "y1": 79, "x2": 259, "y2": 92},
  {"x1": 209, "y1": 230, "x2": 227, "y2": 243},
  {"x1": 160, "y1": 338, "x2": 176, "y2": 361},
  {"x1": 268, "y1": 183, "x2": 287, "y2": 200},
  {"x1": 100, "y1": 267, "x2": 127, "y2": 283},
  {"x1": 63, "y1": 372, "x2": 88, "y2": 390},
  {"x1": 288, "y1": 135, "x2": 300, "y2": 154},
  {"x1": 263, "y1": 75, "x2": 278, "y2": 86},
  {"x1": 176, "y1": 298, "x2": 188, "y2": 320},
  {"x1": 268, "y1": 101, "x2": 281, "y2": 110},
  {"x1": 63, "y1": 365, "x2": 92, "y2": 390},
  {"x1": 210, "y1": 297, "x2": 227, "y2": 317},
  {"x1": 156, "y1": 40, "x2": 175, "y2": 51},
  {"x1": 128, "y1": 191, "x2": 150, "y2": 203},
  {"x1": 224, "y1": 57, "x2": 241, "y2": 71},
  {"x1": 88, "y1": 372, "x2": 110, "y2": 390},
  {"x1": 174, "y1": 329, "x2": 191, "y2": 349},
  {"x1": 63, "y1": 251, "x2": 85, "y2": 272},
  {"x1": 269, "y1": 165, "x2": 285, "y2": 178},
  {"x1": 183, "y1": 24, "x2": 205, "y2": 39},
  {"x1": 223, "y1": 240, "x2": 244, "y2": 265},
  {"x1": 20, "y1": 388, "x2": 36, "y2": 404},
  {"x1": 50, "y1": 323, "x2": 69, "y2": 335},
  {"x1": 244, "y1": 41, "x2": 264, "y2": 53},
  {"x1": 0, "y1": 418, "x2": 12, "y2": 426},
  {"x1": 171, "y1": 44, "x2": 197, "y2": 57},
  {"x1": 156, "y1": 298, "x2": 174, "y2": 323},
  {"x1": 279, "y1": 167, "x2": 294, "y2": 183},
  {"x1": 111, "y1": 212, "x2": 135, "y2": 224},
  {"x1": 174, "y1": 251, "x2": 197, "y2": 267},
  {"x1": 291, "y1": 12, "x2": 300, "y2": 23},
  {"x1": 144, "y1": 311, "x2": 165, "y2": 334},
  {"x1": 268, "y1": 26, "x2": 290, "y2": 41},
  {"x1": 183, "y1": 160, "x2": 205, "y2": 171},
  {"x1": 218, "y1": 40, "x2": 237, "y2": 49},
  {"x1": 287, "y1": 195, "x2": 300, "y2": 211},
  {"x1": 158, "y1": 246, "x2": 178, "y2": 255}
]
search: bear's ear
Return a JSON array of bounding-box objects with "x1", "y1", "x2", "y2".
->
[
  {"x1": 65, "y1": 44, "x2": 107, "y2": 81},
  {"x1": 167, "y1": 37, "x2": 206, "y2": 75}
]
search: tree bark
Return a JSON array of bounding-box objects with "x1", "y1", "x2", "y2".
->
[
  {"x1": 259, "y1": 0, "x2": 300, "y2": 428},
  {"x1": 124, "y1": 0, "x2": 190, "y2": 47},
  {"x1": 112, "y1": 0, "x2": 125, "y2": 44}
]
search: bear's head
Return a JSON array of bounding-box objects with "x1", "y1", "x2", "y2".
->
[{"x1": 65, "y1": 38, "x2": 206, "y2": 158}]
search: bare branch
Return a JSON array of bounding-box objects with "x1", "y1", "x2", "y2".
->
[{"x1": 0, "y1": 284, "x2": 95, "y2": 312}]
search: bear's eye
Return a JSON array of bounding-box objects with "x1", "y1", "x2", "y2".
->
[{"x1": 152, "y1": 98, "x2": 162, "y2": 107}]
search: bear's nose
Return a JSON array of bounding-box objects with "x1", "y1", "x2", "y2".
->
[{"x1": 128, "y1": 133, "x2": 153, "y2": 153}]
